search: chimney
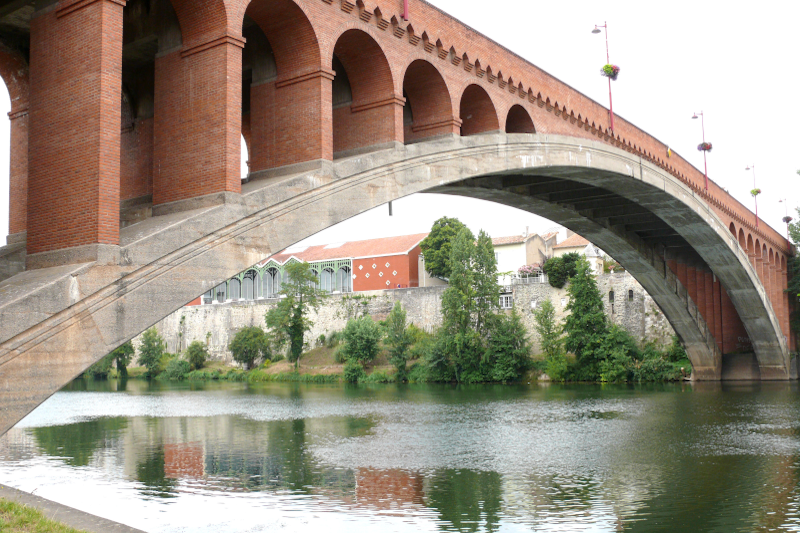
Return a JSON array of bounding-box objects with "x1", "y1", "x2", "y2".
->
[{"x1": 523, "y1": 226, "x2": 529, "y2": 238}]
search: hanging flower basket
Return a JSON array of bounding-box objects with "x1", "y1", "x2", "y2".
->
[
  {"x1": 600, "y1": 64, "x2": 620, "y2": 80},
  {"x1": 783, "y1": 216, "x2": 793, "y2": 224},
  {"x1": 750, "y1": 188, "x2": 761, "y2": 197},
  {"x1": 697, "y1": 142, "x2": 713, "y2": 152}
]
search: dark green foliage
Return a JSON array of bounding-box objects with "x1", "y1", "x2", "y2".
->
[
  {"x1": 84, "y1": 353, "x2": 114, "y2": 380},
  {"x1": 384, "y1": 302, "x2": 413, "y2": 380},
  {"x1": 419, "y1": 216, "x2": 468, "y2": 280},
  {"x1": 138, "y1": 328, "x2": 166, "y2": 379},
  {"x1": 326, "y1": 330, "x2": 344, "y2": 348},
  {"x1": 563, "y1": 260, "x2": 608, "y2": 379},
  {"x1": 343, "y1": 359, "x2": 366, "y2": 383},
  {"x1": 229, "y1": 326, "x2": 270, "y2": 370},
  {"x1": 185, "y1": 340, "x2": 208, "y2": 371},
  {"x1": 362, "y1": 370, "x2": 392, "y2": 383},
  {"x1": 545, "y1": 352, "x2": 570, "y2": 382},
  {"x1": 533, "y1": 299, "x2": 561, "y2": 359},
  {"x1": 543, "y1": 252, "x2": 582, "y2": 288},
  {"x1": 110, "y1": 341, "x2": 134, "y2": 379},
  {"x1": 340, "y1": 315, "x2": 382, "y2": 364},
  {"x1": 483, "y1": 310, "x2": 532, "y2": 382},
  {"x1": 164, "y1": 357, "x2": 190, "y2": 380},
  {"x1": 664, "y1": 336, "x2": 688, "y2": 362},
  {"x1": 597, "y1": 325, "x2": 637, "y2": 382},
  {"x1": 265, "y1": 261, "x2": 323, "y2": 368}
]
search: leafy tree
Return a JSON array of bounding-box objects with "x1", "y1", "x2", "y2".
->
[
  {"x1": 340, "y1": 315, "x2": 382, "y2": 364},
  {"x1": 419, "y1": 216, "x2": 468, "y2": 280},
  {"x1": 543, "y1": 252, "x2": 582, "y2": 288},
  {"x1": 111, "y1": 341, "x2": 134, "y2": 379},
  {"x1": 343, "y1": 359, "x2": 366, "y2": 383},
  {"x1": 786, "y1": 208, "x2": 800, "y2": 334},
  {"x1": 185, "y1": 340, "x2": 208, "y2": 371},
  {"x1": 484, "y1": 310, "x2": 532, "y2": 382},
  {"x1": 138, "y1": 328, "x2": 165, "y2": 379},
  {"x1": 597, "y1": 325, "x2": 637, "y2": 382},
  {"x1": 533, "y1": 299, "x2": 561, "y2": 359},
  {"x1": 84, "y1": 353, "x2": 114, "y2": 380},
  {"x1": 165, "y1": 357, "x2": 190, "y2": 380},
  {"x1": 229, "y1": 326, "x2": 270, "y2": 370},
  {"x1": 384, "y1": 302, "x2": 413, "y2": 380},
  {"x1": 473, "y1": 230, "x2": 500, "y2": 337},
  {"x1": 563, "y1": 259, "x2": 608, "y2": 380},
  {"x1": 265, "y1": 262, "x2": 324, "y2": 369}
]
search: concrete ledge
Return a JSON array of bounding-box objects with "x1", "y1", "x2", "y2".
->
[
  {"x1": 333, "y1": 140, "x2": 403, "y2": 160},
  {"x1": 721, "y1": 353, "x2": 761, "y2": 380},
  {"x1": 6, "y1": 231, "x2": 25, "y2": 245},
  {"x1": 247, "y1": 159, "x2": 334, "y2": 185},
  {"x1": 0, "y1": 483, "x2": 146, "y2": 533},
  {"x1": 151, "y1": 191, "x2": 242, "y2": 217},
  {"x1": 26, "y1": 244, "x2": 120, "y2": 270}
]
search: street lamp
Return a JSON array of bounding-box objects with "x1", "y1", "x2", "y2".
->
[
  {"x1": 746, "y1": 165, "x2": 760, "y2": 229},
  {"x1": 779, "y1": 198, "x2": 793, "y2": 240},
  {"x1": 692, "y1": 111, "x2": 710, "y2": 191},
  {"x1": 592, "y1": 22, "x2": 615, "y2": 132}
]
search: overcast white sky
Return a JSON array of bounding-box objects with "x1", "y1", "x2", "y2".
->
[{"x1": 1, "y1": 0, "x2": 798, "y2": 248}]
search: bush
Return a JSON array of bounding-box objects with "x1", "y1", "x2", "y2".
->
[
  {"x1": 340, "y1": 316, "x2": 382, "y2": 364},
  {"x1": 185, "y1": 341, "x2": 208, "y2": 371},
  {"x1": 165, "y1": 358, "x2": 190, "y2": 380},
  {"x1": 363, "y1": 370, "x2": 393, "y2": 383},
  {"x1": 84, "y1": 353, "x2": 114, "y2": 380},
  {"x1": 343, "y1": 359, "x2": 366, "y2": 383},
  {"x1": 138, "y1": 328, "x2": 166, "y2": 379},
  {"x1": 326, "y1": 330, "x2": 344, "y2": 348},
  {"x1": 545, "y1": 352, "x2": 570, "y2": 382},
  {"x1": 484, "y1": 311, "x2": 532, "y2": 382},
  {"x1": 316, "y1": 334, "x2": 326, "y2": 347},
  {"x1": 229, "y1": 326, "x2": 271, "y2": 370},
  {"x1": 407, "y1": 362, "x2": 430, "y2": 383},
  {"x1": 543, "y1": 252, "x2": 582, "y2": 288},
  {"x1": 384, "y1": 302, "x2": 412, "y2": 381}
]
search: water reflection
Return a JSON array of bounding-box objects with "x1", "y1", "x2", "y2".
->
[{"x1": 0, "y1": 380, "x2": 799, "y2": 532}]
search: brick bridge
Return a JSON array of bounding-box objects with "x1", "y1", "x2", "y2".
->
[{"x1": 0, "y1": 0, "x2": 794, "y2": 434}]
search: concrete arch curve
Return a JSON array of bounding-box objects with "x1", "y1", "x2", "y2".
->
[{"x1": 0, "y1": 132, "x2": 791, "y2": 436}]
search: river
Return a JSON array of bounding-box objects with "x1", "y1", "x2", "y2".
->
[{"x1": 1, "y1": 379, "x2": 800, "y2": 532}]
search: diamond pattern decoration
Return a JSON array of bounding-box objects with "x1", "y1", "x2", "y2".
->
[
  {"x1": 372, "y1": 264, "x2": 377, "y2": 269},
  {"x1": 386, "y1": 280, "x2": 391, "y2": 286},
  {"x1": 352, "y1": 274, "x2": 357, "y2": 279},
  {"x1": 392, "y1": 271, "x2": 397, "y2": 276},
  {"x1": 379, "y1": 272, "x2": 384, "y2": 277},
  {"x1": 385, "y1": 262, "x2": 390, "y2": 268},
  {"x1": 358, "y1": 265, "x2": 363, "y2": 270},
  {"x1": 365, "y1": 273, "x2": 370, "y2": 278}
]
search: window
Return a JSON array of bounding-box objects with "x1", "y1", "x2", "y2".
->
[
  {"x1": 337, "y1": 266, "x2": 352, "y2": 293},
  {"x1": 242, "y1": 270, "x2": 256, "y2": 300},
  {"x1": 321, "y1": 268, "x2": 334, "y2": 293},
  {"x1": 500, "y1": 294, "x2": 513, "y2": 309},
  {"x1": 608, "y1": 291, "x2": 615, "y2": 302},
  {"x1": 214, "y1": 283, "x2": 227, "y2": 303},
  {"x1": 202, "y1": 289, "x2": 213, "y2": 305},
  {"x1": 265, "y1": 267, "x2": 279, "y2": 297},
  {"x1": 628, "y1": 290, "x2": 634, "y2": 302},
  {"x1": 561, "y1": 298, "x2": 567, "y2": 307}
]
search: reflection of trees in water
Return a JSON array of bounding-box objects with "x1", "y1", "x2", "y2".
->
[
  {"x1": 425, "y1": 469, "x2": 503, "y2": 533},
  {"x1": 32, "y1": 418, "x2": 127, "y2": 467},
  {"x1": 136, "y1": 445, "x2": 179, "y2": 498}
]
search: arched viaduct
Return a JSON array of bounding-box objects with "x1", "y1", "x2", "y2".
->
[{"x1": 0, "y1": 0, "x2": 794, "y2": 434}]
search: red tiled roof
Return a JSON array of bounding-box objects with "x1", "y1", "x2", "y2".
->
[
  {"x1": 262, "y1": 233, "x2": 429, "y2": 265},
  {"x1": 541, "y1": 232, "x2": 559, "y2": 241},
  {"x1": 492, "y1": 235, "x2": 526, "y2": 245},
  {"x1": 553, "y1": 234, "x2": 590, "y2": 249}
]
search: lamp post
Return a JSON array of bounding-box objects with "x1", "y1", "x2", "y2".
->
[
  {"x1": 592, "y1": 22, "x2": 615, "y2": 132},
  {"x1": 779, "y1": 198, "x2": 793, "y2": 241},
  {"x1": 746, "y1": 164, "x2": 760, "y2": 229},
  {"x1": 692, "y1": 111, "x2": 709, "y2": 191}
]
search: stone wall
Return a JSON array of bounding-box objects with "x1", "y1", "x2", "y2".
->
[{"x1": 136, "y1": 273, "x2": 674, "y2": 362}]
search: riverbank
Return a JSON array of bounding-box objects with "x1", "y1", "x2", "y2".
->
[{"x1": 0, "y1": 485, "x2": 145, "y2": 533}]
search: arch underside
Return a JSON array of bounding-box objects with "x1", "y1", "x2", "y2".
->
[{"x1": 0, "y1": 133, "x2": 791, "y2": 436}]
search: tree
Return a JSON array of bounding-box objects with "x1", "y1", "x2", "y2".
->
[
  {"x1": 384, "y1": 302, "x2": 413, "y2": 380},
  {"x1": 229, "y1": 326, "x2": 270, "y2": 370},
  {"x1": 340, "y1": 315, "x2": 382, "y2": 364},
  {"x1": 111, "y1": 341, "x2": 134, "y2": 379},
  {"x1": 543, "y1": 252, "x2": 582, "y2": 288},
  {"x1": 473, "y1": 230, "x2": 500, "y2": 337},
  {"x1": 563, "y1": 259, "x2": 607, "y2": 380},
  {"x1": 84, "y1": 353, "x2": 114, "y2": 380},
  {"x1": 484, "y1": 311, "x2": 532, "y2": 382},
  {"x1": 419, "y1": 216, "x2": 468, "y2": 280},
  {"x1": 138, "y1": 328, "x2": 165, "y2": 379},
  {"x1": 786, "y1": 208, "x2": 800, "y2": 334},
  {"x1": 533, "y1": 299, "x2": 562, "y2": 359},
  {"x1": 185, "y1": 340, "x2": 208, "y2": 371},
  {"x1": 265, "y1": 262, "x2": 324, "y2": 369}
]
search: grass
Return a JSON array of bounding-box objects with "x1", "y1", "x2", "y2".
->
[{"x1": 0, "y1": 499, "x2": 88, "y2": 533}]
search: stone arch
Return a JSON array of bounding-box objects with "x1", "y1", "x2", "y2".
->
[
  {"x1": 169, "y1": 0, "x2": 228, "y2": 47},
  {"x1": 729, "y1": 222, "x2": 736, "y2": 236},
  {"x1": 458, "y1": 84, "x2": 499, "y2": 136},
  {"x1": 505, "y1": 104, "x2": 535, "y2": 134},
  {"x1": 738, "y1": 228, "x2": 746, "y2": 250},
  {"x1": 330, "y1": 28, "x2": 398, "y2": 155},
  {"x1": 245, "y1": 0, "x2": 329, "y2": 173},
  {"x1": 402, "y1": 59, "x2": 457, "y2": 143}
]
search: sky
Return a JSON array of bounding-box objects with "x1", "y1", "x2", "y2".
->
[{"x1": 1, "y1": 0, "x2": 798, "y2": 248}]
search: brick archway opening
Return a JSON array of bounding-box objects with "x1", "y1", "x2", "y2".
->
[
  {"x1": 458, "y1": 84, "x2": 498, "y2": 136},
  {"x1": 402, "y1": 59, "x2": 457, "y2": 144},
  {"x1": 331, "y1": 29, "x2": 397, "y2": 157},
  {"x1": 505, "y1": 104, "x2": 535, "y2": 134}
]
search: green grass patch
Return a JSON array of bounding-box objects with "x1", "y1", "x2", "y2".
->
[
  {"x1": 247, "y1": 370, "x2": 341, "y2": 383},
  {"x1": 0, "y1": 498, "x2": 89, "y2": 532}
]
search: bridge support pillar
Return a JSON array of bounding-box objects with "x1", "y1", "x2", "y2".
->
[
  {"x1": 152, "y1": 35, "x2": 244, "y2": 208},
  {"x1": 26, "y1": 0, "x2": 126, "y2": 268}
]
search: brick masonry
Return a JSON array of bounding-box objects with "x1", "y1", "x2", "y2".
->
[{"x1": 135, "y1": 273, "x2": 674, "y2": 363}]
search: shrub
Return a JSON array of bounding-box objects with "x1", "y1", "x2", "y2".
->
[
  {"x1": 185, "y1": 341, "x2": 208, "y2": 371},
  {"x1": 165, "y1": 358, "x2": 190, "y2": 380},
  {"x1": 363, "y1": 370, "x2": 393, "y2": 383},
  {"x1": 326, "y1": 330, "x2": 344, "y2": 348},
  {"x1": 110, "y1": 341, "x2": 134, "y2": 379},
  {"x1": 545, "y1": 352, "x2": 570, "y2": 382},
  {"x1": 484, "y1": 311, "x2": 532, "y2": 382},
  {"x1": 316, "y1": 334, "x2": 326, "y2": 347},
  {"x1": 340, "y1": 316, "x2": 382, "y2": 364},
  {"x1": 343, "y1": 359, "x2": 366, "y2": 383},
  {"x1": 138, "y1": 328, "x2": 166, "y2": 379},
  {"x1": 407, "y1": 362, "x2": 430, "y2": 383},
  {"x1": 84, "y1": 353, "x2": 114, "y2": 380},
  {"x1": 229, "y1": 326, "x2": 270, "y2": 370},
  {"x1": 384, "y1": 302, "x2": 413, "y2": 381}
]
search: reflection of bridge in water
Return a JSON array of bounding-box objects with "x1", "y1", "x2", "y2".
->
[{"x1": 0, "y1": 0, "x2": 795, "y2": 435}]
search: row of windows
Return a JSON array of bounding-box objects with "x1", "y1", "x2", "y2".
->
[
  {"x1": 202, "y1": 266, "x2": 352, "y2": 304},
  {"x1": 608, "y1": 290, "x2": 635, "y2": 302}
]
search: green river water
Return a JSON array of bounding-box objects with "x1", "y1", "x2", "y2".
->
[{"x1": 1, "y1": 379, "x2": 800, "y2": 532}]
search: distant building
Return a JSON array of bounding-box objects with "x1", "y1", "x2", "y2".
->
[
  {"x1": 552, "y1": 233, "x2": 604, "y2": 275},
  {"x1": 189, "y1": 234, "x2": 428, "y2": 305},
  {"x1": 492, "y1": 229, "x2": 558, "y2": 285}
]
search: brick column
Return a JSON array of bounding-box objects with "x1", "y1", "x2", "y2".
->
[
  {"x1": 712, "y1": 277, "x2": 723, "y2": 352},
  {"x1": 26, "y1": 0, "x2": 125, "y2": 267},
  {"x1": 695, "y1": 266, "x2": 706, "y2": 327},
  {"x1": 153, "y1": 35, "x2": 243, "y2": 207},
  {"x1": 770, "y1": 261, "x2": 779, "y2": 333},
  {"x1": 250, "y1": 69, "x2": 334, "y2": 173},
  {"x1": 705, "y1": 271, "x2": 716, "y2": 342},
  {"x1": 6, "y1": 107, "x2": 28, "y2": 243},
  {"x1": 686, "y1": 264, "x2": 697, "y2": 307}
]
